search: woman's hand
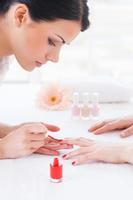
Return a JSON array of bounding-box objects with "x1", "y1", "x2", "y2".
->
[
  {"x1": 16, "y1": 122, "x2": 73, "y2": 156},
  {"x1": 62, "y1": 137, "x2": 133, "y2": 165},
  {"x1": 1, "y1": 122, "x2": 61, "y2": 138},
  {"x1": 34, "y1": 122, "x2": 73, "y2": 155},
  {"x1": 0, "y1": 122, "x2": 73, "y2": 157},
  {"x1": 88, "y1": 116, "x2": 133, "y2": 138},
  {"x1": 36, "y1": 135, "x2": 73, "y2": 156},
  {"x1": 0, "y1": 123, "x2": 48, "y2": 159}
]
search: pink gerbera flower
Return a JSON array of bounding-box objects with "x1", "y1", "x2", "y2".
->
[{"x1": 36, "y1": 82, "x2": 72, "y2": 111}]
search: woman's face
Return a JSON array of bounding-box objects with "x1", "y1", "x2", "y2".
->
[{"x1": 8, "y1": 4, "x2": 81, "y2": 71}]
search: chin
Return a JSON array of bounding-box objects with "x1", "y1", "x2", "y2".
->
[
  {"x1": 15, "y1": 57, "x2": 35, "y2": 72},
  {"x1": 21, "y1": 64, "x2": 35, "y2": 72}
]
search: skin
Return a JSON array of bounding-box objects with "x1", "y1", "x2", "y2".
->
[
  {"x1": 0, "y1": 123, "x2": 73, "y2": 159},
  {"x1": 0, "y1": 3, "x2": 81, "y2": 70},
  {"x1": 0, "y1": 3, "x2": 80, "y2": 158},
  {"x1": 62, "y1": 137, "x2": 133, "y2": 165},
  {"x1": 89, "y1": 116, "x2": 133, "y2": 138},
  {"x1": 62, "y1": 116, "x2": 133, "y2": 165}
]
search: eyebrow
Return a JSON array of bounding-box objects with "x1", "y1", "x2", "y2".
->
[{"x1": 55, "y1": 34, "x2": 68, "y2": 44}]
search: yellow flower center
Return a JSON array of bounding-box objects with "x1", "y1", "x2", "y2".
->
[{"x1": 51, "y1": 96, "x2": 57, "y2": 104}]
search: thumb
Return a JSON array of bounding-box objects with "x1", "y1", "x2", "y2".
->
[
  {"x1": 120, "y1": 126, "x2": 133, "y2": 138},
  {"x1": 43, "y1": 123, "x2": 60, "y2": 132}
]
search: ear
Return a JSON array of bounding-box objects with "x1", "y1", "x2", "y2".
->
[{"x1": 14, "y1": 4, "x2": 29, "y2": 27}]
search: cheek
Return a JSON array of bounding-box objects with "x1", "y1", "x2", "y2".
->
[
  {"x1": 23, "y1": 31, "x2": 48, "y2": 55},
  {"x1": 14, "y1": 27, "x2": 48, "y2": 60}
]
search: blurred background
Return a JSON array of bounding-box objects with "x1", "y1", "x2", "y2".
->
[
  {"x1": 3, "y1": 0, "x2": 133, "y2": 86},
  {"x1": 1, "y1": 0, "x2": 133, "y2": 130}
]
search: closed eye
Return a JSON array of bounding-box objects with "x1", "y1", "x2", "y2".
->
[{"x1": 48, "y1": 38, "x2": 56, "y2": 47}]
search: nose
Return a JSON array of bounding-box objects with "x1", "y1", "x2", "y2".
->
[
  {"x1": 47, "y1": 54, "x2": 59, "y2": 63},
  {"x1": 46, "y1": 48, "x2": 60, "y2": 63}
]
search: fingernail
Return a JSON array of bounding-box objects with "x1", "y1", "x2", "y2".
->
[
  {"x1": 62, "y1": 154, "x2": 67, "y2": 159},
  {"x1": 94, "y1": 131, "x2": 101, "y2": 135},
  {"x1": 120, "y1": 132, "x2": 126, "y2": 137},
  {"x1": 54, "y1": 152, "x2": 59, "y2": 156},
  {"x1": 94, "y1": 132, "x2": 98, "y2": 135},
  {"x1": 72, "y1": 161, "x2": 76, "y2": 166}
]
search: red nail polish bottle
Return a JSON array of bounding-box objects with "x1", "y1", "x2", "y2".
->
[{"x1": 50, "y1": 158, "x2": 63, "y2": 183}]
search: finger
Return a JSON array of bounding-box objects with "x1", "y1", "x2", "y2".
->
[
  {"x1": 120, "y1": 126, "x2": 133, "y2": 138},
  {"x1": 43, "y1": 143, "x2": 61, "y2": 149},
  {"x1": 30, "y1": 141, "x2": 44, "y2": 149},
  {"x1": 89, "y1": 121, "x2": 110, "y2": 132},
  {"x1": 61, "y1": 137, "x2": 94, "y2": 147},
  {"x1": 21, "y1": 123, "x2": 48, "y2": 134},
  {"x1": 44, "y1": 135, "x2": 63, "y2": 145},
  {"x1": 43, "y1": 123, "x2": 60, "y2": 132},
  {"x1": 48, "y1": 135, "x2": 63, "y2": 142},
  {"x1": 72, "y1": 153, "x2": 96, "y2": 166},
  {"x1": 93, "y1": 120, "x2": 122, "y2": 135},
  {"x1": 27, "y1": 133, "x2": 47, "y2": 141},
  {"x1": 60, "y1": 144, "x2": 73, "y2": 149},
  {"x1": 35, "y1": 147, "x2": 59, "y2": 156},
  {"x1": 44, "y1": 143, "x2": 73, "y2": 150},
  {"x1": 62, "y1": 147, "x2": 92, "y2": 159}
]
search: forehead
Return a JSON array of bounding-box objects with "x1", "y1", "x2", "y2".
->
[{"x1": 38, "y1": 19, "x2": 81, "y2": 42}]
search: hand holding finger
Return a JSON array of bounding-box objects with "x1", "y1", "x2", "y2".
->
[
  {"x1": 35, "y1": 147, "x2": 59, "y2": 156},
  {"x1": 61, "y1": 137, "x2": 94, "y2": 147}
]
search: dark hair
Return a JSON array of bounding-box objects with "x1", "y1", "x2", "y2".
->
[{"x1": 0, "y1": 0, "x2": 90, "y2": 31}]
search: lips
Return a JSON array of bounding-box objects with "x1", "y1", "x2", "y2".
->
[{"x1": 35, "y1": 61, "x2": 43, "y2": 67}]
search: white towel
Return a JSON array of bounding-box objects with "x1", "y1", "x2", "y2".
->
[{"x1": 58, "y1": 77, "x2": 133, "y2": 103}]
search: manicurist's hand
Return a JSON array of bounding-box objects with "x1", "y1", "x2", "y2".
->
[
  {"x1": 62, "y1": 137, "x2": 133, "y2": 165},
  {"x1": 34, "y1": 123, "x2": 73, "y2": 156},
  {"x1": 88, "y1": 116, "x2": 133, "y2": 138},
  {"x1": 16, "y1": 122, "x2": 73, "y2": 156},
  {"x1": 1, "y1": 122, "x2": 73, "y2": 157},
  {"x1": 0, "y1": 123, "x2": 48, "y2": 159},
  {"x1": 36, "y1": 135, "x2": 73, "y2": 156}
]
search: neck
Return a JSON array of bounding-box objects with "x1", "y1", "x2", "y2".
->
[{"x1": 0, "y1": 16, "x2": 13, "y2": 57}]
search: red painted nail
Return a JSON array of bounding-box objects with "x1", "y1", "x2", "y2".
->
[
  {"x1": 62, "y1": 154, "x2": 67, "y2": 159},
  {"x1": 72, "y1": 161, "x2": 76, "y2": 166}
]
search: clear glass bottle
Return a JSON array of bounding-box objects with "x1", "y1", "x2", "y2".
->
[
  {"x1": 81, "y1": 92, "x2": 91, "y2": 120},
  {"x1": 91, "y1": 92, "x2": 100, "y2": 118},
  {"x1": 71, "y1": 92, "x2": 80, "y2": 120}
]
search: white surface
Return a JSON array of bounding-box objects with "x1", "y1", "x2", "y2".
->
[
  {"x1": 0, "y1": 84, "x2": 133, "y2": 200},
  {"x1": 55, "y1": 77, "x2": 133, "y2": 103}
]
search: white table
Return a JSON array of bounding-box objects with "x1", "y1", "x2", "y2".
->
[{"x1": 0, "y1": 83, "x2": 133, "y2": 200}]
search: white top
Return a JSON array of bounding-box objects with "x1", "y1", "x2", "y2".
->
[{"x1": 0, "y1": 57, "x2": 9, "y2": 81}]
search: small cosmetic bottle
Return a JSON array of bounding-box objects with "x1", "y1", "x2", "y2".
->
[
  {"x1": 71, "y1": 92, "x2": 80, "y2": 120},
  {"x1": 81, "y1": 92, "x2": 91, "y2": 120},
  {"x1": 50, "y1": 158, "x2": 63, "y2": 183},
  {"x1": 91, "y1": 92, "x2": 100, "y2": 118}
]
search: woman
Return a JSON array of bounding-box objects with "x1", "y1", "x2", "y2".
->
[
  {"x1": 62, "y1": 117, "x2": 133, "y2": 165},
  {"x1": 0, "y1": 0, "x2": 90, "y2": 159}
]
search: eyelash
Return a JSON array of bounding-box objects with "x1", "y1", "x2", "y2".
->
[{"x1": 48, "y1": 38, "x2": 56, "y2": 47}]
